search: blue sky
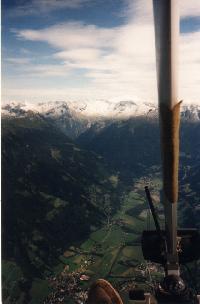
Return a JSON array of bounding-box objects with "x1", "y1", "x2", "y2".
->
[{"x1": 2, "y1": 0, "x2": 200, "y2": 104}]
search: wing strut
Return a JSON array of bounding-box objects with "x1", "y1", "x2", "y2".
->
[{"x1": 139, "y1": 1, "x2": 200, "y2": 303}]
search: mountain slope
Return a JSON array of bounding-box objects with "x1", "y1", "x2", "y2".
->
[
  {"x1": 1, "y1": 114, "x2": 119, "y2": 303},
  {"x1": 77, "y1": 117, "x2": 161, "y2": 182},
  {"x1": 77, "y1": 117, "x2": 200, "y2": 171}
]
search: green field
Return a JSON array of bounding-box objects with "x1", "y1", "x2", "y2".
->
[
  {"x1": 2, "y1": 174, "x2": 163, "y2": 303},
  {"x1": 50, "y1": 175, "x2": 163, "y2": 303}
]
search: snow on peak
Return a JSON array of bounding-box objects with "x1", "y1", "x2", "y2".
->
[
  {"x1": 2, "y1": 99, "x2": 200, "y2": 120},
  {"x1": 36, "y1": 99, "x2": 157, "y2": 118}
]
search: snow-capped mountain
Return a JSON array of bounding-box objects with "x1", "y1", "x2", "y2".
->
[
  {"x1": 1, "y1": 99, "x2": 158, "y2": 118},
  {"x1": 2, "y1": 99, "x2": 200, "y2": 120},
  {"x1": 181, "y1": 104, "x2": 200, "y2": 121},
  {"x1": 2, "y1": 100, "x2": 200, "y2": 138}
]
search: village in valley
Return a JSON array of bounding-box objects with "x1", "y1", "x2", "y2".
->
[{"x1": 44, "y1": 171, "x2": 164, "y2": 303}]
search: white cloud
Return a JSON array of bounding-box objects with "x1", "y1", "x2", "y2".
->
[
  {"x1": 180, "y1": 0, "x2": 200, "y2": 18},
  {"x1": 124, "y1": 0, "x2": 153, "y2": 24},
  {"x1": 5, "y1": 0, "x2": 200, "y2": 103},
  {"x1": 180, "y1": 30, "x2": 200, "y2": 101},
  {"x1": 5, "y1": 57, "x2": 32, "y2": 65},
  {"x1": 8, "y1": 0, "x2": 90, "y2": 16},
  {"x1": 15, "y1": 22, "x2": 117, "y2": 50},
  {"x1": 4, "y1": 58, "x2": 70, "y2": 77},
  {"x1": 24, "y1": 64, "x2": 70, "y2": 77},
  {"x1": 54, "y1": 48, "x2": 102, "y2": 63},
  {"x1": 125, "y1": 0, "x2": 200, "y2": 21}
]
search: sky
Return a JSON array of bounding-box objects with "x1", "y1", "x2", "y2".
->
[{"x1": 2, "y1": 0, "x2": 200, "y2": 104}]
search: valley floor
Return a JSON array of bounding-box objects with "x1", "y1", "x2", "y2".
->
[{"x1": 42, "y1": 173, "x2": 164, "y2": 304}]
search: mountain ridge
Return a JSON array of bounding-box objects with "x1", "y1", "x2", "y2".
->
[
  {"x1": 2, "y1": 99, "x2": 200, "y2": 120},
  {"x1": 2, "y1": 100, "x2": 200, "y2": 139}
]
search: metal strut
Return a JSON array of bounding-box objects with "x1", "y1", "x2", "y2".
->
[
  {"x1": 145, "y1": 186, "x2": 162, "y2": 238},
  {"x1": 139, "y1": 0, "x2": 200, "y2": 302}
]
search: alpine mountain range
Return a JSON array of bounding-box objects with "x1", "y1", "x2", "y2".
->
[{"x1": 2, "y1": 99, "x2": 200, "y2": 138}]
